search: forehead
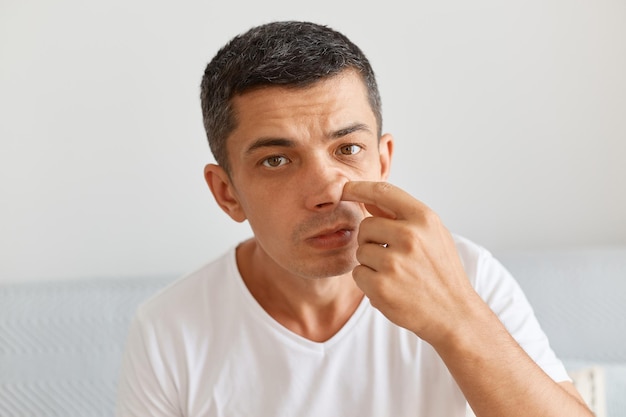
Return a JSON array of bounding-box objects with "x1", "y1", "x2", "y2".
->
[{"x1": 228, "y1": 71, "x2": 376, "y2": 143}]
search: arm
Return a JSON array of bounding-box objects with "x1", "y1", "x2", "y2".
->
[
  {"x1": 342, "y1": 181, "x2": 592, "y2": 417},
  {"x1": 435, "y1": 290, "x2": 589, "y2": 417}
]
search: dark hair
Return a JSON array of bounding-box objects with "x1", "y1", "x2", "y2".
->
[{"x1": 200, "y1": 21, "x2": 382, "y2": 174}]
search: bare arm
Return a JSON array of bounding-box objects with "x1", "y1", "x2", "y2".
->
[
  {"x1": 342, "y1": 181, "x2": 592, "y2": 417},
  {"x1": 434, "y1": 293, "x2": 590, "y2": 417}
]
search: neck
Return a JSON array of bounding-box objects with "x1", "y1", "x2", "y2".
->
[{"x1": 236, "y1": 239, "x2": 364, "y2": 342}]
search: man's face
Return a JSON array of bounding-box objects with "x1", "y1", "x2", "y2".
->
[{"x1": 215, "y1": 70, "x2": 392, "y2": 279}]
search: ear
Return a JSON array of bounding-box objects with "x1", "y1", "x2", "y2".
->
[
  {"x1": 204, "y1": 164, "x2": 247, "y2": 223},
  {"x1": 378, "y1": 133, "x2": 394, "y2": 181}
]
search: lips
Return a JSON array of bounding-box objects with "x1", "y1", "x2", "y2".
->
[{"x1": 305, "y1": 224, "x2": 356, "y2": 250}]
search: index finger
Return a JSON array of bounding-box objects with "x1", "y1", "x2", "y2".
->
[{"x1": 341, "y1": 181, "x2": 427, "y2": 220}]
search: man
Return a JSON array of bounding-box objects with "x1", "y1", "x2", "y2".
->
[{"x1": 116, "y1": 21, "x2": 592, "y2": 416}]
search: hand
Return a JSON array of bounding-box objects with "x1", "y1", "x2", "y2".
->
[{"x1": 341, "y1": 181, "x2": 483, "y2": 346}]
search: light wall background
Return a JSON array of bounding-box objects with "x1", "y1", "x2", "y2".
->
[{"x1": 1, "y1": 0, "x2": 625, "y2": 283}]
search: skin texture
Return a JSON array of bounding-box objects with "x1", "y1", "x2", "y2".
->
[{"x1": 205, "y1": 69, "x2": 592, "y2": 417}]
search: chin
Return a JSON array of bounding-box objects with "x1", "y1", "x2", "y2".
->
[{"x1": 295, "y1": 252, "x2": 358, "y2": 280}]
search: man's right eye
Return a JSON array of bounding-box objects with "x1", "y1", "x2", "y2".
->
[{"x1": 262, "y1": 155, "x2": 289, "y2": 168}]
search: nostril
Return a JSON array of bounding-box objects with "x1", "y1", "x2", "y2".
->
[
  {"x1": 315, "y1": 201, "x2": 334, "y2": 209},
  {"x1": 305, "y1": 172, "x2": 350, "y2": 211}
]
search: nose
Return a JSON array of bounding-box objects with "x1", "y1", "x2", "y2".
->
[{"x1": 302, "y1": 154, "x2": 349, "y2": 211}]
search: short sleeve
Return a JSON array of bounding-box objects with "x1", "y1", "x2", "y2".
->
[{"x1": 115, "y1": 311, "x2": 181, "y2": 417}]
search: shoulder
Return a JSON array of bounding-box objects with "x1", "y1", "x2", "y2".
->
[
  {"x1": 452, "y1": 233, "x2": 497, "y2": 284},
  {"x1": 136, "y1": 246, "x2": 240, "y2": 323},
  {"x1": 452, "y1": 234, "x2": 522, "y2": 302},
  {"x1": 452, "y1": 234, "x2": 536, "y2": 330}
]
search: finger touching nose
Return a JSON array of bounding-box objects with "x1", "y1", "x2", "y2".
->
[{"x1": 341, "y1": 181, "x2": 426, "y2": 220}]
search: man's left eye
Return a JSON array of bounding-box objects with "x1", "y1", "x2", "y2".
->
[{"x1": 337, "y1": 144, "x2": 363, "y2": 156}]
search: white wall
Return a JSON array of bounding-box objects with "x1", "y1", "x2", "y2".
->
[{"x1": 1, "y1": 0, "x2": 625, "y2": 283}]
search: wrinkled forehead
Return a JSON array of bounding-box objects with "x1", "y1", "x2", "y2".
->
[{"x1": 230, "y1": 69, "x2": 377, "y2": 131}]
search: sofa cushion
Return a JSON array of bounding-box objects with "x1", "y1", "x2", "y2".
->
[{"x1": 0, "y1": 276, "x2": 172, "y2": 417}]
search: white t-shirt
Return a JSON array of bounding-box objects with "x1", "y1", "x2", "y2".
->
[{"x1": 115, "y1": 235, "x2": 569, "y2": 417}]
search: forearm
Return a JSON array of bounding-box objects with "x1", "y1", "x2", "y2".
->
[
  {"x1": 342, "y1": 182, "x2": 592, "y2": 415},
  {"x1": 432, "y1": 299, "x2": 592, "y2": 417}
]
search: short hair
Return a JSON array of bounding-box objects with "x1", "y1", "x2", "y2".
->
[{"x1": 200, "y1": 21, "x2": 383, "y2": 174}]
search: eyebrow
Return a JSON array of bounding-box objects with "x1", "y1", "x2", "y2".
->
[
  {"x1": 245, "y1": 138, "x2": 295, "y2": 155},
  {"x1": 330, "y1": 123, "x2": 371, "y2": 139},
  {"x1": 244, "y1": 123, "x2": 372, "y2": 155}
]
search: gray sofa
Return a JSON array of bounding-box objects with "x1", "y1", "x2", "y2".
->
[{"x1": 1, "y1": 248, "x2": 625, "y2": 416}]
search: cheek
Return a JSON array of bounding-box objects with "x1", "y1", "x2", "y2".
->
[{"x1": 238, "y1": 190, "x2": 292, "y2": 229}]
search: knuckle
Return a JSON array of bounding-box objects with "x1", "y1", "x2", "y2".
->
[
  {"x1": 355, "y1": 245, "x2": 366, "y2": 263},
  {"x1": 352, "y1": 264, "x2": 366, "y2": 281},
  {"x1": 381, "y1": 254, "x2": 401, "y2": 275},
  {"x1": 422, "y1": 208, "x2": 441, "y2": 226},
  {"x1": 373, "y1": 181, "x2": 394, "y2": 198},
  {"x1": 397, "y1": 225, "x2": 420, "y2": 247},
  {"x1": 360, "y1": 216, "x2": 377, "y2": 228},
  {"x1": 374, "y1": 181, "x2": 394, "y2": 193}
]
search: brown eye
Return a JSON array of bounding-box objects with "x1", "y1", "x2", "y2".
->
[
  {"x1": 262, "y1": 155, "x2": 289, "y2": 168},
  {"x1": 338, "y1": 144, "x2": 363, "y2": 156}
]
